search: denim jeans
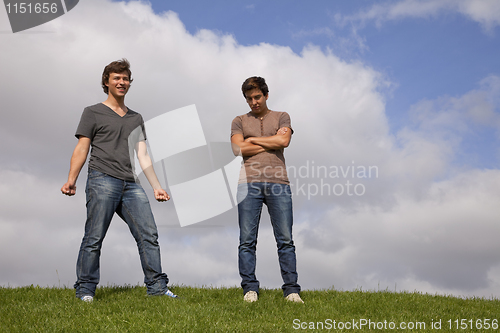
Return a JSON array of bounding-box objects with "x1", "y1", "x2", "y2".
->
[
  {"x1": 237, "y1": 182, "x2": 300, "y2": 297},
  {"x1": 74, "y1": 169, "x2": 169, "y2": 297}
]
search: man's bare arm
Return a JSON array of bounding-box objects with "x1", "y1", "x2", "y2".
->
[
  {"x1": 136, "y1": 140, "x2": 170, "y2": 202},
  {"x1": 231, "y1": 134, "x2": 266, "y2": 157},
  {"x1": 61, "y1": 136, "x2": 91, "y2": 196},
  {"x1": 245, "y1": 127, "x2": 292, "y2": 150}
]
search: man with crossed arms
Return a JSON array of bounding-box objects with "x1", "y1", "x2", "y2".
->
[{"x1": 231, "y1": 76, "x2": 303, "y2": 303}]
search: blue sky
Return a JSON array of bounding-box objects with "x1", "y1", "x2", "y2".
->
[
  {"x1": 147, "y1": 0, "x2": 500, "y2": 168},
  {"x1": 147, "y1": 1, "x2": 498, "y2": 107}
]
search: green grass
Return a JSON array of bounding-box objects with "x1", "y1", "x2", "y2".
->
[{"x1": 1, "y1": 285, "x2": 499, "y2": 332}]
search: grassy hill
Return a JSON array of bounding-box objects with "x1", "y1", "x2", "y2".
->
[{"x1": 1, "y1": 285, "x2": 499, "y2": 332}]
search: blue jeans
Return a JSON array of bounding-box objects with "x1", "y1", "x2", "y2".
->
[
  {"x1": 237, "y1": 182, "x2": 300, "y2": 297},
  {"x1": 74, "y1": 169, "x2": 169, "y2": 297}
]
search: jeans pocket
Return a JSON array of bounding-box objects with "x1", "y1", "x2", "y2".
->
[{"x1": 88, "y1": 169, "x2": 106, "y2": 180}]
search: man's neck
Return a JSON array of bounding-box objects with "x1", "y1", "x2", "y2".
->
[
  {"x1": 251, "y1": 108, "x2": 270, "y2": 119},
  {"x1": 103, "y1": 94, "x2": 127, "y2": 116}
]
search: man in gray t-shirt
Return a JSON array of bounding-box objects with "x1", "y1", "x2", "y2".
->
[{"x1": 61, "y1": 59, "x2": 178, "y2": 301}]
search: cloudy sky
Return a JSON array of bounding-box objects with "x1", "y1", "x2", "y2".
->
[{"x1": 1, "y1": 0, "x2": 500, "y2": 299}]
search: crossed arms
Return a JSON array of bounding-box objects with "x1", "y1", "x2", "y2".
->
[{"x1": 231, "y1": 127, "x2": 292, "y2": 157}]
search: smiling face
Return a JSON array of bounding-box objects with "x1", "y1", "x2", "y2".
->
[
  {"x1": 245, "y1": 88, "x2": 269, "y2": 116},
  {"x1": 105, "y1": 72, "x2": 130, "y2": 98}
]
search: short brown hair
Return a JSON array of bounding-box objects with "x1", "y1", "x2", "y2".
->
[
  {"x1": 101, "y1": 58, "x2": 133, "y2": 94},
  {"x1": 242, "y1": 76, "x2": 269, "y2": 98}
]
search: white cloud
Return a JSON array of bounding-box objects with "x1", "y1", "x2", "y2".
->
[
  {"x1": 402, "y1": 75, "x2": 500, "y2": 168},
  {"x1": 337, "y1": 0, "x2": 500, "y2": 33},
  {"x1": 0, "y1": 0, "x2": 499, "y2": 299}
]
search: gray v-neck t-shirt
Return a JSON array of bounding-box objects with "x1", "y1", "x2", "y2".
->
[{"x1": 75, "y1": 103, "x2": 146, "y2": 182}]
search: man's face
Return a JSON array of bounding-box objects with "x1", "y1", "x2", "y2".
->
[
  {"x1": 245, "y1": 88, "x2": 268, "y2": 115},
  {"x1": 106, "y1": 72, "x2": 130, "y2": 97}
]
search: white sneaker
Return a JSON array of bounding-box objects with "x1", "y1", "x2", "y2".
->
[
  {"x1": 80, "y1": 295, "x2": 93, "y2": 302},
  {"x1": 243, "y1": 291, "x2": 258, "y2": 303},
  {"x1": 285, "y1": 293, "x2": 304, "y2": 303},
  {"x1": 164, "y1": 289, "x2": 179, "y2": 298}
]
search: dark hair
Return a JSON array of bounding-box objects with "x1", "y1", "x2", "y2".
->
[
  {"x1": 241, "y1": 76, "x2": 269, "y2": 97},
  {"x1": 101, "y1": 58, "x2": 133, "y2": 94}
]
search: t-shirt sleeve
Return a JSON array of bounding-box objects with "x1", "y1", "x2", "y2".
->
[
  {"x1": 139, "y1": 115, "x2": 147, "y2": 141},
  {"x1": 127, "y1": 113, "x2": 147, "y2": 146},
  {"x1": 231, "y1": 116, "x2": 243, "y2": 137},
  {"x1": 128, "y1": 122, "x2": 147, "y2": 154},
  {"x1": 279, "y1": 112, "x2": 294, "y2": 134},
  {"x1": 75, "y1": 107, "x2": 96, "y2": 140}
]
